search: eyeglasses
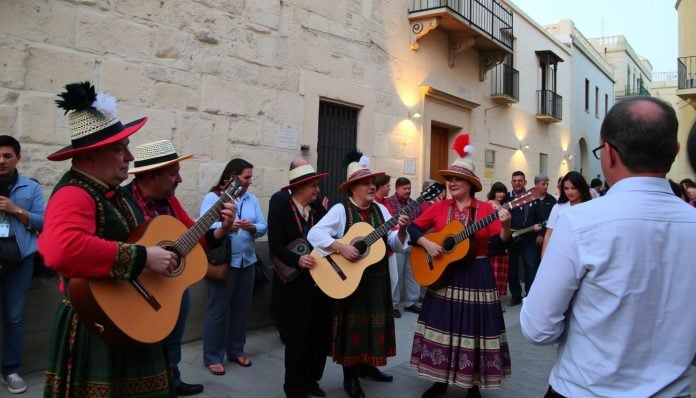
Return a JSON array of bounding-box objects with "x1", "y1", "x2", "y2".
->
[{"x1": 592, "y1": 142, "x2": 620, "y2": 160}]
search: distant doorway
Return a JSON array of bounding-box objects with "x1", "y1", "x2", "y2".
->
[{"x1": 430, "y1": 125, "x2": 449, "y2": 184}]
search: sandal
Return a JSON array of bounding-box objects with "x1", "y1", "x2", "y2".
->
[
  {"x1": 231, "y1": 356, "x2": 252, "y2": 367},
  {"x1": 208, "y1": 364, "x2": 225, "y2": 376}
]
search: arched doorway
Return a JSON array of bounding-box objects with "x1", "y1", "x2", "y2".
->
[{"x1": 578, "y1": 137, "x2": 589, "y2": 179}]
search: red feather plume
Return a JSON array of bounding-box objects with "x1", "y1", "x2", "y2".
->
[{"x1": 451, "y1": 134, "x2": 470, "y2": 157}]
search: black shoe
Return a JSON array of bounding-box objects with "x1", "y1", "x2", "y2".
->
[
  {"x1": 422, "y1": 382, "x2": 447, "y2": 398},
  {"x1": 508, "y1": 297, "x2": 522, "y2": 306},
  {"x1": 358, "y1": 364, "x2": 394, "y2": 382},
  {"x1": 393, "y1": 308, "x2": 402, "y2": 318},
  {"x1": 175, "y1": 382, "x2": 204, "y2": 396},
  {"x1": 343, "y1": 376, "x2": 364, "y2": 398},
  {"x1": 405, "y1": 303, "x2": 421, "y2": 314},
  {"x1": 467, "y1": 385, "x2": 481, "y2": 398},
  {"x1": 309, "y1": 383, "x2": 326, "y2": 397}
]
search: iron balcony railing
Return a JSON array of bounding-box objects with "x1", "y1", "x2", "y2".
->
[
  {"x1": 678, "y1": 56, "x2": 696, "y2": 90},
  {"x1": 491, "y1": 63, "x2": 519, "y2": 100},
  {"x1": 624, "y1": 83, "x2": 650, "y2": 97},
  {"x1": 410, "y1": 0, "x2": 513, "y2": 50},
  {"x1": 537, "y1": 89, "x2": 562, "y2": 120}
]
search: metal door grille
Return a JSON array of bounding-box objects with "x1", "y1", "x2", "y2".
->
[{"x1": 317, "y1": 101, "x2": 358, "y2": 205}]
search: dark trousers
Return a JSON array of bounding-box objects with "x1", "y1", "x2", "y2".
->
[
  {"x1": 283, "y1": 286, "x2": 331, "y2": 398},
  {"x1": 508, "y1": 241, "x2": 539, "y2": 300},
  {"x1": 545, "y1": 386, "x2": 566, "y2": 398}
]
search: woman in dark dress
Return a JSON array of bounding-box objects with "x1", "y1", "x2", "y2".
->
[{"x1": 268, "y1": 164, "x2": 332, "y2": 398}]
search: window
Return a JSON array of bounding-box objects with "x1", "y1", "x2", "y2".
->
[
  {"x1": 584, "y1": 79, "x2": 589, "y2": 111},
  {"x1": 539, "y1": 153, "x2": 548, "y2": 176},
  {"x1": 595, "y1": 86, "x2": 599, "y2": 117},
  {"x1": 317, "y1": 100, "x2": 358, "y2": 205},
  {"x1": 604, "y1": 94, "x2": 609, "y2": 116}
]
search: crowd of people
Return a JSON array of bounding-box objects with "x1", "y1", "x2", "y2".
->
[{"x1": 1, "y1": 82, "x2": 696, "y2": 398}]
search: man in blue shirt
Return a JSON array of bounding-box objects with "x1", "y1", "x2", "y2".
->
[
  {"x1": 0, "y1": 135, "x2": 45, "y2": 394},
  {"x1": 521, "y1": 97, "x2": 696, "y2": 397}
]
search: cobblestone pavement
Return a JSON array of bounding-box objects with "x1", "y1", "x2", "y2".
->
[{"x1": 5, "y1": 298, "x2": 695, "y2": 397}]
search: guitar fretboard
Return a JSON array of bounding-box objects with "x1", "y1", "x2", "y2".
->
[
  {"x1": 362, "y1": 197, "x2": 425, "y2": 246},
  {"x1": 175, "y1": 182, "x2": 240, "y2": 255},
  {"x1": 452, "y1": 201, "x2": 516, "y2": 244}
]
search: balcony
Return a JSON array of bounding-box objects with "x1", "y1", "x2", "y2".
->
[
  {"x1": 490, "y1": 63, "x2": 519, "y2": 103},
  {"x1": 623, "y1": 83, "x2": 650, "y2": 97},
  {"x1": 536, "y1": 89, "x2": 562, "y2": 123},
  {"x1": 677, "y1": 56, "x2": 696, "y2": 105},
  {"x1": 409, "y1": 0, "x2": 513, "y2": 68}
]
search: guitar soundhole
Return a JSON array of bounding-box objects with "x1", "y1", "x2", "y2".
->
[
  {"x1": 352, "y1": 240, "x2": 368, "y2": 256},
  {"x1": 160, "y1": 242, "x2": 184, "y2": 277},
  {"x1": 442, "y1": 237, "x2": 456, "y2": 252}
]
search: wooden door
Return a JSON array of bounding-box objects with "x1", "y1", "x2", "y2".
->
[{"x1": 430, "y1": 125, "x2": 449, "y2": 184}]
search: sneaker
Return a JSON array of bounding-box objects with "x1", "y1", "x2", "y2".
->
[
  {"x1": 393, "y1": 308, "x2": 402, "y2": 318},
  {"x1": 3, "y1": 373, "x2": 27, "y2": 394}
]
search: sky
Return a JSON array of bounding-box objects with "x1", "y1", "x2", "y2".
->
[{"x1": 510, "y1": 0, "x2": 678, "y2": 74}]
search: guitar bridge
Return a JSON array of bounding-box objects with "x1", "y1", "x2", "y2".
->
[
  {"x1": 326, "y1": 255, "x2": 348, "y2": 281},
  {"x1": 131, "y1": 279, "x2": 161, "y2": 311}
]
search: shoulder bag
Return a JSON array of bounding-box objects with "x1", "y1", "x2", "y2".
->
[
  {"x1": 0, "y1": 236, "x2": 23, "y2": 269},
  {"x1": 205, "y1": 237, "x2": 231, "y2": 281}
]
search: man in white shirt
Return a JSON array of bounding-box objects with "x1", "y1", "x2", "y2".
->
[{"x1": 520, "y1": 96, "x2": 696, "y2": 398}]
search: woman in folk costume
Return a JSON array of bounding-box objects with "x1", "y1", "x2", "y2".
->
[
  {"x1": 39, "y1": 82, "x2": 176, "y2": 397},
  {"x1": 307, "y1": 152, "x2": 410, "y2": 398},
  {"x1": 409, "y1": 134, "x2": 512, "y2": 398}
]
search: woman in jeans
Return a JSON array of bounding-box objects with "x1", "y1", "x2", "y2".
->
[{"x1": 201, "y1": 158, "x2": 267, "y2": 376}]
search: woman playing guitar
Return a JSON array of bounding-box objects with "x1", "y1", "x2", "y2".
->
[
  {"x1": 408, "y1": 134, "x2": 512, "y2": 398},
  {"x1": 307, "y1": 152, "x2": 409, "y2": 398}
]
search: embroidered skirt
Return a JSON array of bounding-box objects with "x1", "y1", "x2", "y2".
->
[
  {"x1": 331, "y1": 258, "x2": 396, "y2": 366},
  {"x1": 489, "y1": 254, "x2": 509, "y2": 297},
  {"x1": 44, "y1": 300, "x2": 173, "y2": 398},
  {"x1": 410, "y1": 257, "x2": 511, "y2": 389}
]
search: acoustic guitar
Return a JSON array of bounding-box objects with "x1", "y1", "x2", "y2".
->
[
  {"x1": 410, "y1": 189, "x2": 542, "y2": 289},
  {"x1": 309, "y1": 182, "x2": 445, "y2": 299},
  {"x1": 69, "y1": 177, "x2": 243, "y2": 345}
]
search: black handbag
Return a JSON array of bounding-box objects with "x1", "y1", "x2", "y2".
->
[
  {"x1": 205, "y1": 238, "x2": 231, "y2": 281},
  {"x1": 253, "y1": 259, "x2": 272, "y2": 289},
  {"x1": 0, "y1": 236, "x2": 23, "y2": 269}
]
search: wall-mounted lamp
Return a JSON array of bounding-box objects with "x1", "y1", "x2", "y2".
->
[
  {"x1": 300, "y1": 144, "x2": 310, "y2": 153},
  {"x1": 408, "y1": 110, "x2": 422, "y2": 119},
  {"x1": 519, "y1": 142, "x2": 530, "y2": 150}
]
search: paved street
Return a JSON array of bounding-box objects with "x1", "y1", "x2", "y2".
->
[
  {"x1": 1, "y1": 298, "x2": 558, "y2": 398},
  {"x1": 4, "y1": 298, "x2": 695, "y2": 398}
]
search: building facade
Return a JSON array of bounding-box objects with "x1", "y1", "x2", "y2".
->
[
  {"x1": 0, "y1": 0, "x2": 580, "y2": 214},
  {"x1": 675, "y1": 0, "x2": 696, "y2": 181},
  {"x1": 589, "y1": 35, "x2": 653, "y2": 101},
  {"x1": 545, "y1": 20, "x2": 614, "y2": 183}
]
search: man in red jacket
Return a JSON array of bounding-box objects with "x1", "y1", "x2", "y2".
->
[{"x1": 125, "y1": 139, "x2": 235, "y2": 396}]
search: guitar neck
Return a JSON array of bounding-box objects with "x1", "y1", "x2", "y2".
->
[
  {"x1": 453, "y1": 200, "x2": 520, "y2": 243},
  {"x1": 363, "y1": 196, "x2": 424, "y2": 246},
  {"x1": 175, "y1": 192, "x2": 236, "y2": 255}
]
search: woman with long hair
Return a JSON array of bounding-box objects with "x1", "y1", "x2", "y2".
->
[
  {"x1": 201, "y1": 158, "x2": 267, "y2": 375},
  {"x1": 541, "y1": 171, "x2": 592, "y2": 257},
  {"x1": 486, "y1": 182, "x2": 510, "y2": 299}
]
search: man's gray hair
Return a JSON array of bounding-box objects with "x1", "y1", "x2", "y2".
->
[{"x1": 534, "y1": 174, "x2": 550, "y2": 184}]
